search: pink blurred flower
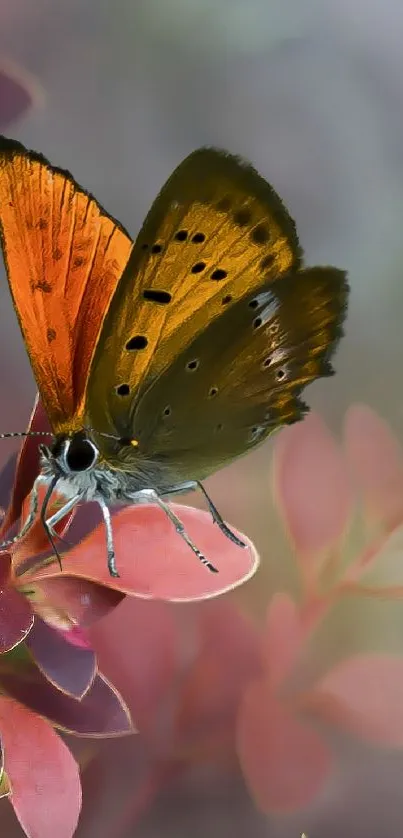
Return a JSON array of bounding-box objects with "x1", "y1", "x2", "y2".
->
[
  {"x1": 0, "y1": 57, "x2": 43, "y2": 129},
  {"x1": 237, "y1": 405, "x2": 403, "y2": 813},
  {"x1": 0, "y1": 397, "x2": 258, "y2": 837},
  {"x1": 84, "y1": 404, "x2": 403, "y2": 834}
]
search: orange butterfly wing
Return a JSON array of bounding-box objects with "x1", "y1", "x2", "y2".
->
[{"x1": 0, "y1": 137, "x2": 133, "y2": 434}]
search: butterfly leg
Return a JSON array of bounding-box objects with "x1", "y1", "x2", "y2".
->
[
  {"x1": 134, "y1": 488, "x2": 218, "y2": 573},
  {"x1": 97, "y1": 498, "x2": 119, "y2": 578},
  {"x1": 161, "y1": 480, "x2": 246, "y2": 549},
  {"x1": 195, "y1": 482, "x2": 246, "y2": 548},
  {"x1": 44, "y1": 492, "x2": 82, "y2": 545},
  {"x1": 0, "y1": 473, "x2": 48, "y2": 549}
]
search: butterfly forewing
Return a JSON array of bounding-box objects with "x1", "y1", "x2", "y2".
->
[
  {"x1": 86, "y1": 148, "x2": 302, "y2": 436},
  {"x1": 0, "y1": 137, "x2": 133, "y2": 433}
]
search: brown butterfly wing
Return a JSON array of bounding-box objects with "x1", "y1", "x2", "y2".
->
[
  {"x1": 0, "y1": 136, "x2": 133, "y2": 434},
  {"x1": 111, "y1": 266, "x2": 347, "y2": 482},
  {"x1": 86, "y1": 148, "x2": 302, "y2": 436}
]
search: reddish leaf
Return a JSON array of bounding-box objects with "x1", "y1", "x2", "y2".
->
[
  {"x1": 0, "y1": 552, "x2": 33, "y2": 652},
  {"x1": 309, "y1": 654, "x2": 403, "y2": 747},
  {"x1": 237, "y1": 679, "x2": 332, "y2": 812},
  {"x1": 1, "y1": 655, "x2": 133, "y2": 736},
  {"x1": 273, "y1": 414, "x2": 352, "y2": 567},
  {"x1": 25, "y1": 618, "x2": 96, "y2": 698},
  {"x1": 1, "y1": 396, "x2": 49, "y2": 537},
  {"x1": 90, "y1": 598, "x2": 177, "y2": 741},
  {"x1": 175, "y1": 602, "x2": 262, "y2": 757},
  {"x1": 30, "y1": 504, "x2": 259, "y2": 601},
  {"x1": 345, "y1": 525, "x2": 403, "y2": 597},
  {"x1": 31, "y1": 577, "x2": 124, "y2": 627},
  {"x1": 0, "y1": 453, "x2": 18, "y2": 515},
  {"x1": 0, "y1": 696, "x2": 81, "y2": 838},
  {"x1": 344, "y1": 404, "x2": 403, "y2": 531},
  {"x1": 264, "y1": 593, "x2": 304, "y2": 688}
]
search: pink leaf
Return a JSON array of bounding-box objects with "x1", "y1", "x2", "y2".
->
[
  {"x1": 273, "y1": 414, "x2": 352, "y2": 567},
  {"x1": 30, "y1": 504, "x2": 259, "y2": 601},
  {"x1": 264, "y1": 593, "x2": 304, "y2": 688},
  {"x1": 0, "y1": 552, "x2": 33, "y2": 652},
  {"x1": 346, "y1": 525, "x2": 403, "y2": 597},
  {"x1": 344, "y1": 404, "x2": 403, "y2": 531},
  {"x1": 90, "y1": 598, "x2": 177, "y2": 739},
  {"x1": 31, "y1": 577, "x2": 124, "y2": 628},
  {"x1": 1, "y1": 397, "x2": 50, "y2": 537},
  {"x1": 237, "y1": 679, "x2": 332, "y2": 812},
  {"x1": 175, "y1": 602, "x2": 262, "y2": 756},
  {"x1": 25, "y1": 618, "x2": 96, "y2": 699},
  {"x1": 310, "y1": 654, "x2": 403, "y2": 746},
  {"x1": 0, "y1": 697, "x2": 81, "y2": 838}
]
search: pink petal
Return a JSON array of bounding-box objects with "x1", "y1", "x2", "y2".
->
[
  {"x1": 0, "y1": 552, "x2": 33, "y2": 652},
  {"x1": 273, "y1": 414, "x2": 352, "y2": 567},
  {"x1": 344, "y1": 404, "x2": 403, "y2": 531},
  {"x1": 264, "y1": 593, "x2": 304, "y2": 688},
  {"x1": 309, "y1": 654, "x2": 403, "y2": 746},
  {"x1": 30, "y1": 504, "x2": 259, "y2": 601},
  {"x1": 0, "y1": 697, "x2": 81, "y2": 838},
  {"x1": 237, "y1": 679, "x2": 332, "y2": 812}
]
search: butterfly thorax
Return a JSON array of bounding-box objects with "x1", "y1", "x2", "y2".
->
[{"x1": 40, "y1": 430, "x2": 178, "y2": 504}]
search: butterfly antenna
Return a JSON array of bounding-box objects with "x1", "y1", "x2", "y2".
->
[
  {"x1": 84, "y1": 427, "x2": 138, "y2": 446},
  {"x1": 0, "y1": 431, "x2": 54, "y2": 440},
  {"x1": 84, "y1": 426, "x2": 121, "y2": 441}
]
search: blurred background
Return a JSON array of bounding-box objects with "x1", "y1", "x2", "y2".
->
[{"x1": 1, "y1": 1, "x2": 403, "y2": 836}]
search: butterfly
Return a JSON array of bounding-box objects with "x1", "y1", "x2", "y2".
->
[{"x1": 0, "y1": 136, "x2": 348, "y2": 576}]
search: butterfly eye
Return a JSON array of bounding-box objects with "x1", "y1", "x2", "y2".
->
[
  {"x1": 186, "y1": 359, "x2": 199, "y2": 371},
  {"x1": 125, "y1": 335, "x2": 148, "y2": 350},
  {"x1": 64, "y1": 436, "x2": 98, "y2": 473}
]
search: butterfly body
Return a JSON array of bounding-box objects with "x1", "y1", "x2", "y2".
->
[{"x1": 0, "y1": 136, "x2": 349, "y2": 575}]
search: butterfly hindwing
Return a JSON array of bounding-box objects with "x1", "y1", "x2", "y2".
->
[
  {"x1": 89, "y1": 264, "x2": 347, "y2": 481},
  {"x1": 86, "y1": 147, "x2": 303, "y2": 437},
  {"x1": 0, "y1": 136, "x2": 133, "y2": 433}
]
